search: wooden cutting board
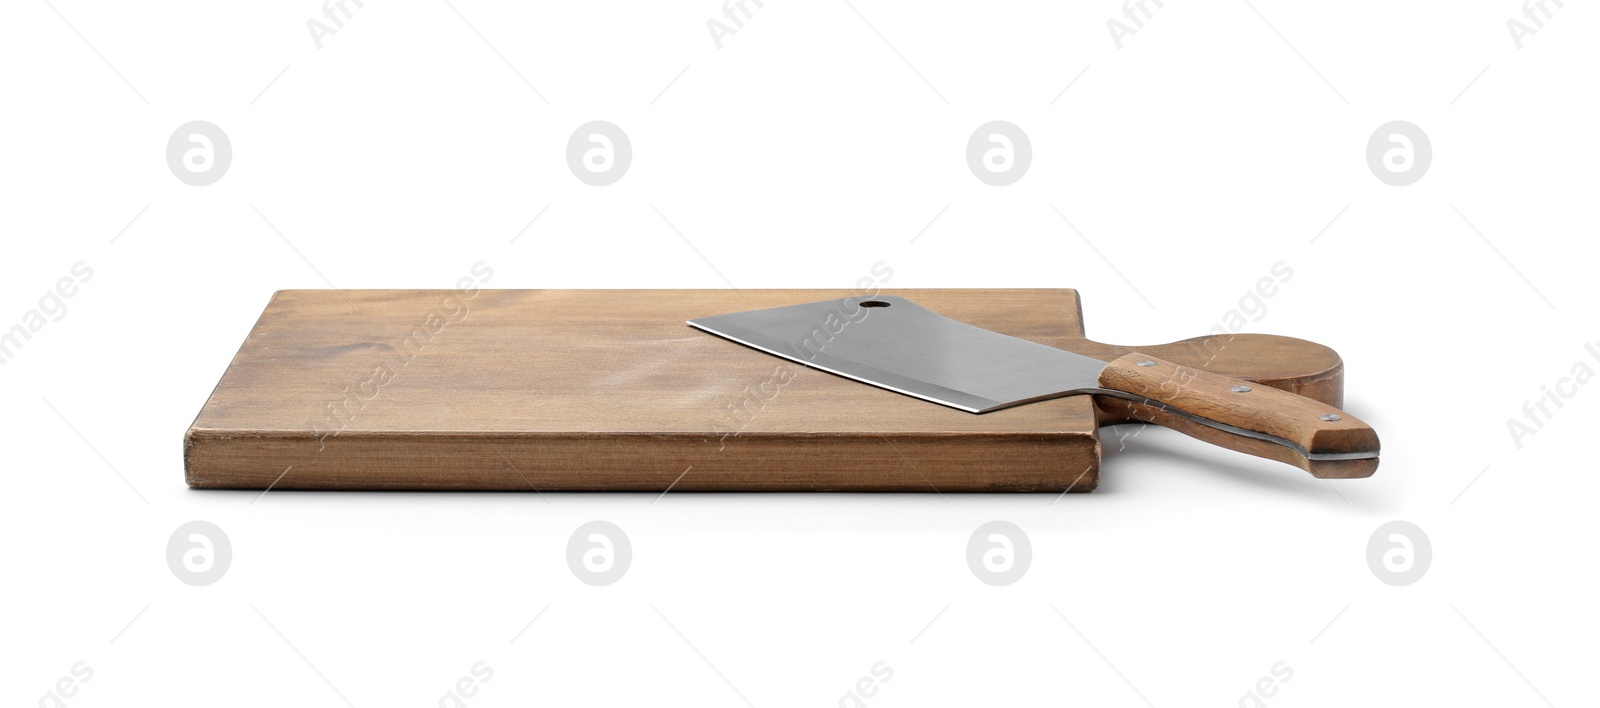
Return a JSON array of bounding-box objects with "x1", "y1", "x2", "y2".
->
[{"x1": 185, "y1": 289, "x2": 1346, "y2": 492}]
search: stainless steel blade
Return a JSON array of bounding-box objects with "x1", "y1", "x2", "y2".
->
[{"x1": 687, "y1": 295, "x2": 1110, "y2": 413}]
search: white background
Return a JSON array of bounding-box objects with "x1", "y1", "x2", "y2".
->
[{"x1": 3, "y1": 1, "x2": 1596, "y2": 706}]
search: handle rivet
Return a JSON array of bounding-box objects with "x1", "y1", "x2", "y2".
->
[
  {"x1": 1229, "y1": 385, "x2": 1252, "y2": 393},
  {"x1": 1136, "y1": 360, "x2": 1157, "y2": 367},
  {"x1": 1319, "y1": 413, "x2": 1342, "y2": 422}
]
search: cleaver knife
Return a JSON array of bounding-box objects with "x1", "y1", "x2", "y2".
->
[{"x1": 688, "y1": 295, "x2": 1378, "y2": 479}]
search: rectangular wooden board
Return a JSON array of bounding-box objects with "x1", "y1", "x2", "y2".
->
[{"x1": 185, "y1": 289, "x2": 1346, "y2": 493}]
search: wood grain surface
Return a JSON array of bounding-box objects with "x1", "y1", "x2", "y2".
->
[{"x1": 184, "y1": 289, "x2": 1349, "y2": 492}]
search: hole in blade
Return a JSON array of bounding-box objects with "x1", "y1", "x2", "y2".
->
[{"x1": 860, "y1": 300, "x2": 891, "y2": 308}]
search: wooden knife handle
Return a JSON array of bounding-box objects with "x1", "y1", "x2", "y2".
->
[{"x1": 1095, "y1": 353, "x2": 1379, "y2": 479}]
